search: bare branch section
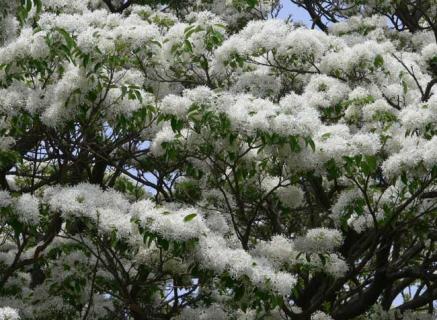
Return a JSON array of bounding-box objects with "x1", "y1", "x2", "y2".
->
[
  {"x1": 290, "y1": 0, "x2": 437, "y2": 39},
  {"x1": 102, "y1": 0, "x2": 133, "y2": 13}
]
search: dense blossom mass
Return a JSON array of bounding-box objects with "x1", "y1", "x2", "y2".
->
[{"x1": 0, "y1": 0, "x2": 436, "y2": 319}]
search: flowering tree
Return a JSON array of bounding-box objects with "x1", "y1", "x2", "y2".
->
[{"x1": 0, "y1": 0, "x2": 436, "y2": 319}]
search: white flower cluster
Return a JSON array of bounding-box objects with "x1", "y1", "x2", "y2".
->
[
  {"x1": 252, "y1": 235, "x2": 296, "y2": 267},
  {"x1": 331, "y1": 188, "x2": 361, "y2": 221},
  {"x1": 382, "y1": 136, "x2": 437, "y2": 178},
  {"x1": 400, "y1": 95, "x2": 437, "y2": 132},
  {"x1": 252, "y1": 233, "x2": 349, "y2": 278},
  {"x1": 369, "y1": 305, "x2": 435, "y2": 320},
  {"x1": 42, "y1": 64, "x2": 92, "y2": 126},
  {"x1": 176, "y1": 304, "x2": 227, "y2": 320},
  {"x1": 0, "y1": 191, "x2": 12, "y2": 208},
  {"x1": 312, "y1": 125, "x2": 381, "y2": 166},
  {"x1": 320, "y1": 40, "x2": 393, "y2": 77},
  {"x1": 197, "y1": 233, "x2": 296, "y2": 296},
  {"x1": 14, "y1": 194, "x2": 40, "y2": 225},
  {"x1": 303, "y1": 75, "x2": 350, "y2": 109},
  {"x1": 231, "y1": 66, "x2": 281, "y2": 98},
  {"x1": 43, "y1": 183, "x2": 132, "y2": 237},
  {"x1": 275, "y1": 185, "x2": 305, "y2": 209},
  {"x1": 0, "y1": 6, "x2": 165, "y2": 127},
  {"x1": 362, "y1": 99, "x2": 398, "y2": 123},
  {"x1": 295, "y1": 228, "x2": 343, "y2": 254},
  {"x1": 215, "y1": 19, "x2": 335, "y2": 73},
  {"x1": 150, "y1": 125, "x2": 177, "y2": 156},
  {"x1": 329, "y1": 15, "x2": 386, "y2": 36},
  {"x1": 131, "y1": 200, "x2": 208, "y2": 241},
  {"x1": 421, "y1": 43, "x2": 437, "y2": 64},
  {"x1": 160, "y1": 95, "x2": 193, "y2": 117},
  {"x1": 0, "y1": 28, "x2": 49, "y2": 65},
  {"x1": 215, "y1": 19, "x2": 290, "y2": 65},
  {"x1": 41, "y1": 184, "x2": 309, "y2": 295},
  {"x1": 2, "y1": 184, "x2": 301, "y2": 296},
  {"x1": 159, "y1": 88, "x2": 322, "y2": 139},
  {"x1": 347, "y1": 213, "x2": 374, "y2": 233},
  {"x1": 311, "y1": 311, "x2": 334, "y2": 320},
  {"x1": 42, "y1": 0, "x2": 89, "y2": 14},
  {"x1": 0, "y1": 191, "x2": 40, "y2": 225},
  {"x1": 0, "y1": 307, "x2": 20, "y2": 320},
  {"x1": 0, "y1": 15, "x2": 19, "y2": 45}
]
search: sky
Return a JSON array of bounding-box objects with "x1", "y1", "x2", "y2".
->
[{"x1": 277, "y1": 0, "x2": 312, "y2": 26}]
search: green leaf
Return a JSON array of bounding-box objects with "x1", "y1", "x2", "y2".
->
[
  {"x1": 305, "y1": 137, "x2": 316, "y2": 151},
  {"x1": 157, "y1": 238, "x2": 169, "y2": 250},
  {"x1": 183, "y1": 213, "x2": 197, "y2": 222},
  {"x1": 400, "y1": 172, "x2": 408, "y2": 185},
  {"x1": 170, "y1": 117, "x2": 184, "y2": 131},
  {"x1": 374, "y1": 54, "x2": 384, "y2": 68},
  {"x1": 401, "y1": 79, "x2": 408, "y2": 95},
  {"x1": 365, "y1": 155, "x2": 377, "y2": 174},
  {"x1": 9, "y1": 217, "x2": 24, "y2": 235},
  {"x1": 184, "y1": 25, "x2": 203, "y2": 38},
  {"x1": 321, "y1": 132, "x2": 332, "y2": 141},
  {"x1": 187, "y1": 106, "x2": 200, "y2": 120},
  {"x1": 0, "y1": 150, "x2": 21, "y2": 170},
  {"x1": 245, "y1": 0, "x2": 258, "y2": 8},
  {"x1": 34, "y1": 0, "x2": 42, "y2": 14},
  {"x1": 184, "y1": 39, "x2": 193, "y2": 53},
  {"x1": 56, "y1": 28, "x2": 76, "y2": 50},
  {"x1": 26, "y1": 0, "x2": 32, "y2": 12}
]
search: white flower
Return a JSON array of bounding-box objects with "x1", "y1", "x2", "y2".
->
[
  {"x1": 0, "y1": 137, "x2": 15, "y2": 151},
  {"x1": 311, "y1": 311, "x2": 333, "y2": 320},
  {"x1": 329, "y1": 15, "x2": 386, "y2": 36},
  {"x1": 295, "y1": 228, "x2": 343, "y2": 253},
  {"x1": 347, "y1": 213, "x2": 373, "y2": 233},
  {"x1": 176, "y1": 304, "x2": 227, "y2": 320},
  {"x1": 29, "y1": 31, "x2": 50, "y2": 59},
  {"x1": 325, "y1": 254, "x2": 349, "y2": 277},
  {"x1": 0, "y1": 191, "x2": 12, "y2": 208},
  {"x1": 422, "y1": 43, "x2": 437, "y2": 64},
  {"x1": 197, "y1": 233, "x2": 296, "y2": 295},
  {"x1": 0, "y1": 307, "x2": 20, "y2": 320},
  {"x1": 381, "y1": 136, "x2": 435, "y2": 178},
  {"x1": 150, "y1": 125, "x2": 176, "y2": 157},
  {"x1": 400, "y1": 97, "x2": 437, "y2": 132},
  {"x1": 232, "y1": 67, "x2": 281, "y2": 98},
  {"x1": 304, "y1": 75, "x2": 350, "y2": 109},
  {"x1": 42, "y1": 0, "x2": 89, "y2": 14},
  {"x1": 160, "y1": 95, "x2": 192, "y2": 117},
  {"x1": 422, "y1": 137, "x2": 437, "y2": 169},
  {"x1": 350, "y1": 133, "x2": 381, "y2": 155},
  {"x1": 214, "y1": 19, "x2": 289, "y2": 65},
  {"x1": 275, "y1": 185, "x2": 304, "y2": 209},
  {"x1": 44, "y1": 184, "x2": 130, "y2": 223},
  {"x1": 183, "y1": 86, "x2": 213, "y2": 105},
  {"x1": 252, "y1": 235, "x2": 296, "y2": 267},
  {"x1": 331, "y1": 188, "x2": 361, "y2": 221},
  {"x1": 278, "y1": 28, "x2": 330, "y2": 61},
  {"x1": 15, "y1": 194, "x2": 40, "y2": 225},
  {"x1": 131, "y1": 200, "x2": 207, "y2": 241},
  {"x1": 363, "y1": 99, "x2": 398, "y2": 122},
  {"x1": 320, "y1": 40, "x2": 393, "y2": 77}
]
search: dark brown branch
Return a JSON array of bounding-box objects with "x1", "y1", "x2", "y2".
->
[
  {"x1": 422, "y1": 78, "x2": 437, "y2": 102},
  {"x1": 102, "y1": 0, "x2": 133, "y2": 13}
]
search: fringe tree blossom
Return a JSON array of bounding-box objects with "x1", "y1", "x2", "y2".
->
[{"x1": 0, "y1": 0, "x2": 436, "y2": 319}]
